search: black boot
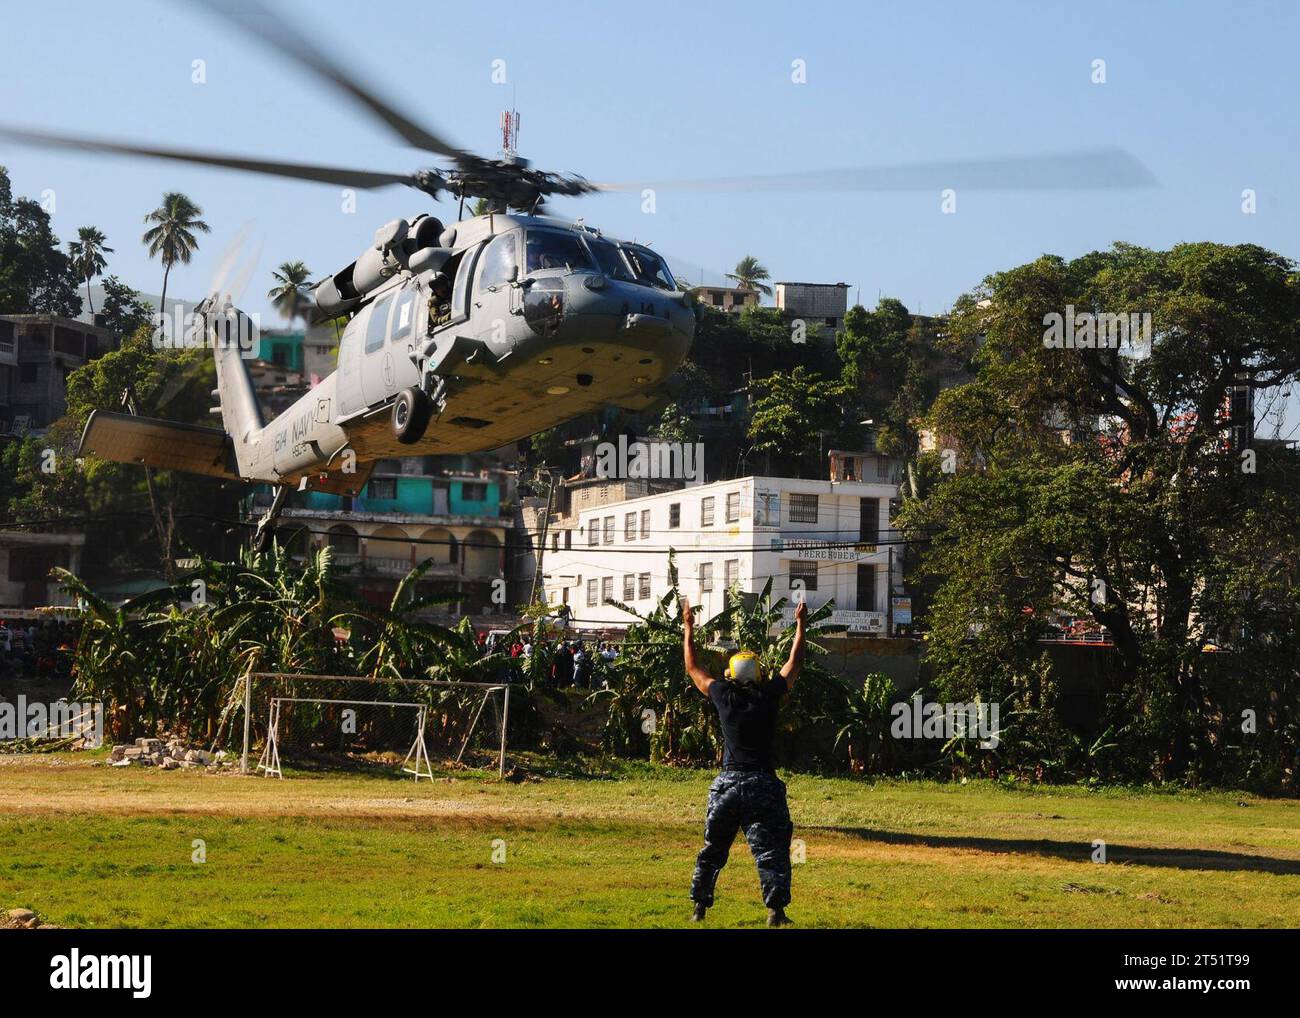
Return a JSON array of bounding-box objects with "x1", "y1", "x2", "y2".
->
[
  {"x1": 691, "y1": 903, "x2": 707, "y2": 922},
  {"x1": 766, "y1": 907, "x2": 790, "y2": 927}
]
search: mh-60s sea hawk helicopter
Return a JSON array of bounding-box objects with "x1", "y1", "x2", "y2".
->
[{"x1": 0, "y1": 0, "x2": 1155, "y2": 550}]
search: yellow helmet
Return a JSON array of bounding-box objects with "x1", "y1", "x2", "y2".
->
[{"x1": 726, "y1": 650, "x2": 763, "y2": 686}]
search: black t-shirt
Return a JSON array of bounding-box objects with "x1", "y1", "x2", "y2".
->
[{"x1": 708, "y1": 675, "x2": 788, "y2": 772}]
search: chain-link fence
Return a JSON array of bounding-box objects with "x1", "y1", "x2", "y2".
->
[{"x1": 237, "y1": 673, "x2": 511, "y2": 778}]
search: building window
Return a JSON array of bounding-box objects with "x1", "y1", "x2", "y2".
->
[
  {"x1": 586, "y1": 578, "x2": 598, "y2": 607},
  {"x1": 856, "y1": 564, "x2": 876, "y2": 612},
  {"x1": 859, "y1": 497, "x2": 880, "y2": 544},
  {"x1": 668, "y1": 503, "x2": 680, "y2": 529},
  {"x1": 790, "y1": 560, "x2": 819, "y2": 592},
  {"x1": 564, "y1": 530, "x2": 572, "y2": 550},
  {"x1": 789, "y1": 493, "x2": 819, "y2": 524},
  {"x1": 700, "y1": 497, "x2": 715, "y2": 527},
  {"x1": 623, "y1": 574, "x2": 635, "y2": 601},
  {"x1": 551, "y1": 533, "x2": 559, "y2": 553},
  {"x1": 368, "y1": 477, "x2": 397, "y2": 500},
  {"x1": 601, "y1": 576, "x2": 613, "y2": 604},
  {"x1": 461, "y1": 481, "x2": 488, "y2": 502},
  {"x1": 624, "y1": 512, "x2": 636, "y2": 541},
  {"x1": 640, "y1": 508, "x2": 650, "y2": 539},
  {"x1": 638, "y1": 573, "x2": 651, "y2": 599},
  {"x1": 603, "y1": 516, "x2": 615, "y2": 545},
  {"x1": 588, "y1": 521, "x2": 598, "y2": 547},
  {"x1": 725, "y1": 491, "x2": 741, "y2": 523},
  {"x1": 699, "y1": 562, "x2": 714, "y2": 593},
  {"x1": 724, "y1": 559, "x2": 739, "y2": 588}
]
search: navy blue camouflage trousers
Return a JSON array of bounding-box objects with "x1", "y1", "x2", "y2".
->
[{"x1": 690, "y1": 770, "x2": 793, "y2": 908}]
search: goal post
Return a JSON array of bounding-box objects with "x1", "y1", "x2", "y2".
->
[
  {"x1": 239, "y1": 673, "x2": 512, "y2": 778},
  {"x1": 257, "y1": 697, "x2": 436, "y2": 781}
]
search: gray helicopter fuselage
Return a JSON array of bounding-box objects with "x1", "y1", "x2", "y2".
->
[{"x1": 231, "y1": 213, "x2": 695, "y2": 492}]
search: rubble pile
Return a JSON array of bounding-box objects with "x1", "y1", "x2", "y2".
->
[{"x1": 108, "y1": 737, "x2": 233, "y2": 772}]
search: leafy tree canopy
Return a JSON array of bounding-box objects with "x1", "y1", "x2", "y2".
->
[{"x1": 0, "y1": 165, "x2": 81, "y2": 316}]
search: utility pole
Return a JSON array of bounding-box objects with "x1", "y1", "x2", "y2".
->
[
  {"x1": 527, "y1": 469, "x2": 557, "y2": 607},
  {"x1": 886, "y1": 546, "x2": 895, "y2": 636}
]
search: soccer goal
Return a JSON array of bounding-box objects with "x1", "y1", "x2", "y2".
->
[{"x1": 239, "y1": 673, "x2": 512, "y2": 779}]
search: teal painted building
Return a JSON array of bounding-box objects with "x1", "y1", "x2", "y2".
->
[
  {"x1": 300, "y1": 473, "x2": 500, "y2": 518},
  {"x1": 256, "y1": 330, "x2": 305, "y2": 372}
]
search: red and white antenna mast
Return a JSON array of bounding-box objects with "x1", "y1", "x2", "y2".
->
[{"x1": 500, "y1": 108, "x2": 520, "y2": 162}]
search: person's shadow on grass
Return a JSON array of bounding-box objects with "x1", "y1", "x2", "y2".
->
[{"x1": 815, "y1": 826, "x2": 1300, "y2": 875}]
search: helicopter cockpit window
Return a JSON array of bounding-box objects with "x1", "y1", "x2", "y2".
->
[
  {"x1": 525, "y1": 230, "x2": 593, "y2": 274},
  {"x1": 584, "y1": 236, "x2": 634, "y2": 281},
  {"x1": 478, "y1": 231, "x2": 518, "y2": 291},
  {"x1": 364, "y1": 294, "x2": 393, "y2": 354},
  {"x1": 624, "y1": 246, "x2": 676, "y2": 291}
]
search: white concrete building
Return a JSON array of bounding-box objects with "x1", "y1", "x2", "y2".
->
[{"x1": 541, "y1": 473, "x2": 902, "y2": 634}]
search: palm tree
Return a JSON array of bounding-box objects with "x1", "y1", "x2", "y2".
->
[
  {"x1": 142, "y1": 192, "x2": 210, "y2": 318},
  {"x1": 67, "y1": 226, "x2": 113, "y2": 316},
  {"x1": 267, "y1": 260, "x2": 314, "y2": 323},
  {"x1": 726, "y1": 255, "x2": 772, "y2": 296}
]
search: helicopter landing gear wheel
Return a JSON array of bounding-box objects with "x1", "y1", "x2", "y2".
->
[{"x1": 392, "y1": 386, "x2": 432, "y2": 444}]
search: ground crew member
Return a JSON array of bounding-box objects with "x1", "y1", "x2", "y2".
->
[{"x1": 682, "y1": 597, "x2": 807, "y2": 926}]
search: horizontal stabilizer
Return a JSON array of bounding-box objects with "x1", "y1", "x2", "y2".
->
[{"x1": 79, "y1": 410, "x2": 240, "y2": 480}]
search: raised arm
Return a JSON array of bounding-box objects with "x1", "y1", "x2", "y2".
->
[
  {"x1": 681, "y1": 598, "x2": 714, "y2": 695},
  {"x1": 779, "y1": 600, "x2": 809, "y2": 689}
]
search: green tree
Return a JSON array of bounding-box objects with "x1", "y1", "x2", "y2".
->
[
  {"x1": 837, "y1": 297, "x2": 912, "y2": 415},
  {"x1": 142, "y1": 192, "x2": 210, "y2": 318},
  {"x1": 747, "y1": 365, "x2": 848, "y2": 475},
  {"x1": 67, "y1": 226, "x2": 112, "y2": 316},
  {"x1": 57, "y1": 325, "x2": 227, "y2": 578},
  {"x1": 97, "y1": 276, "x2": 153, "y2": 337},
  {"x1": 901, "y1": 242, "x2": 1300, "y2": 789},
  {"x1": 0, "y1": 166, "x2": 80, "y2": 315},
  {"x1": 726, "y1": 255, "x2": 772, "y2": 296},
  {"x1": 267, "y1": 260, "x2": 313, "y2": 323}
]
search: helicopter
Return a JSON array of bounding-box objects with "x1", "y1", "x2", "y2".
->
[{"x1": 0, "y1": 0, "x2": 1156, "y2": 551}]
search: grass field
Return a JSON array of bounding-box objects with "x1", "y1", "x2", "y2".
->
[{"x1": 1, "y1": 752, "x2": 1297, "y2": 928}]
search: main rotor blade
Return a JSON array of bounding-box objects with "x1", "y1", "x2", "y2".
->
[
  {"x1": 0, "y1": 125, "x2": 417, "y2": 190},
  {"x1": 189, "y1": 0, "x2": 470, "y2": 161},
  {"x1": 594, "y1": 148, "x2": 1158, "y2": 193}
]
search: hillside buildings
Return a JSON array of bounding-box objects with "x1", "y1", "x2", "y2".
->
[
  {"x1": 0, "y1": 314, "x2": 117, "y2": 436},
  {"x1": 774, "y1": 281, "x2": 851, "y2": 334},
  {"x1": 536, "y1": 451, "x2": 904, "y2": 634},
  {"x1": 272, "y1": 454, "x2": 514, "y2": 615}
]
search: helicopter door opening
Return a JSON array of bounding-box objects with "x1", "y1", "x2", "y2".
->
[{"x1": 360, "y1": 292, "x2": 396, "y2": 406}]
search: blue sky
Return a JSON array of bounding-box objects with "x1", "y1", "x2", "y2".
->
[{"x1": 3, "y1": 0, "x2": 1298, "y2": 429}]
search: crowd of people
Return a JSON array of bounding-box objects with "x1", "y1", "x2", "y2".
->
[
  {"x1": 0, "y1": 618, "x2": 78, "y2": 683},
  {"x1": 476, "y1": 630, "x2": 622, "y2": 689}
]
